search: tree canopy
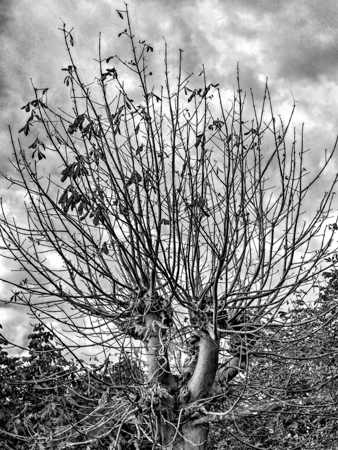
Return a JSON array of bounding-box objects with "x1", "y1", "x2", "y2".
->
[{"x1": 1, "y1": 6, "x2": 338, "y2": 449}]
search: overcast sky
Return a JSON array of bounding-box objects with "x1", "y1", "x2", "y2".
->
[{"x1": 1, "y1": 0, "x2": 338, "y2": 352}]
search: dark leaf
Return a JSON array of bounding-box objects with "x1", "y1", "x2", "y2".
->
[
  {"x1": 19, "y1": 123, "x2": 31, "y2": 136},
  {"x1": 62, "y1": 65, "x2": 74, "y2": 72},
  {"x1": 37, "y1": 151, "x2": 45, "y2": 160},
  {"x1": 10, "y1": 292, "x2": 19, "y2": 302},
  {"x1": 202, "y1": 85, "x2": 211, "y2": 98},
  {"x1": 93, "y1": 213, "x2": 100, "y2": 226},
  {"x1": 213, "y1": 119, "x2": 224, "y2": 130},
  {"x1": 74, "y1": 114, "x2": 85, "y2": 129},
  {"x1": 126, "y1": 170, "x2": 142, "y2": 187},
  {"x1": 73, "y1": 164, "x2": 80, "y2": 179},
  {"x1": 195, "y1": 134, "x2": 204, "y2": 148},
  {"x1": 136, "y1": 143, "x2": 144, "y2": 155},
  {"x1": 117, "y1": 10, "x2": 124, "y2": 19},
  {"x1": 102, "y1": 242, "x2": 109, "y2": 255},
  {"x1": 77, "y1": 202, "x2": 84, "y2": 217},
  {"x1": 29, "y1": 138, "x2": 38, "y2": 149},
  {"x1": 61, "y1": 166, "x2": 71, "y2": 183},
  {"x1": 118, "y1": 29, "x2": 127, "y2": 37},
  {"x1": 144, "y1": 112, "x2": 151, "y2": 123},
  {"x1": 106, "y1": 56, "x2": 114, "y2": 63},
  {"x1": 188, "y1": 91, "x2": 196, "y2": 103},
  {"x1": 135, "y1": 123, "x2": 140, "y2": 135},
  {"x1": 59, "y1": 191, "x2": 69, "y2": 209}
]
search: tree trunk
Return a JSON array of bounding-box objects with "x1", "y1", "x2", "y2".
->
[
  {"x1": 145, "y1": 313, "x2": 178, "y2": 447},
  {"x1": 145, "y1": 315, "x2": 217, "y2": 449},
  {"x1": 187, "y1": 331, "x2": 219, "y2": 402},
  {"x1": 162, "y1": 421, "x2": 209, "y2": 449},
  {"x1": 162, "y1": 331, "x2": 219, "y2": 449}
]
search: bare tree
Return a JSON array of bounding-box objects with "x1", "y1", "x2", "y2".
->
[{"x1": 1, "y1": 7, "x2": 338, "y2": 449}]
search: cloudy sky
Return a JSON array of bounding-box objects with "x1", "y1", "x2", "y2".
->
[{"x1": 1, "y1": 0, "x2": 338, "y2": 352}]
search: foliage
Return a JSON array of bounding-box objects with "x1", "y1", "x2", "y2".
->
[
  {"x1": 0, "y1": 324, "x2": 143, "y2": 449},
  {"x1": 211, "y1": 268, "x2": 338, "y2": 449},
  {"x1": 3, "y1": 269, "x2": 338, "y2": 449}
]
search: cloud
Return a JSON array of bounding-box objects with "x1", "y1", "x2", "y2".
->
[{"x1": 0, "y1": 300, "x2": 32, "y2": 356}]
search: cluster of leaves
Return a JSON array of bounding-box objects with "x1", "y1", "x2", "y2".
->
[
  {"x1": 211, "y1": 270, "x2": 338, "y2": 449},
  {"x1": 0, "y1": 323, "x2": 71, "y2": 448},
  {"x1": 3, "y1": 269, "x2": 338, "y2": 450},
  {"x1": 0, "y1": 324, "x2": 145, "y2": 450},
  {"x1": 19, "y1": 90, "x2": 48, "y2": 136}
]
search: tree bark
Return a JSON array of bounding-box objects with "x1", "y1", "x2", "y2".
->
[
  {"x1": 187, "y1": 331, "x2": 219, "y2": 402},
  {"x1": 145, "y1": 316, "x2": 219, "y2": 449},
  {"x1": 164, "y1": 331, "x2": 219, "y2": 449},
  {"x1": 145, "y1": 313, "x2": 177, "y2": 447},
  {"x1": 166, "y1": 421, "x2": 210, "y2": 449}
]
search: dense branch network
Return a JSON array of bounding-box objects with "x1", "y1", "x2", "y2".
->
[{"x1": 1, "y1": 6, "x2": 338, "y2": 449}]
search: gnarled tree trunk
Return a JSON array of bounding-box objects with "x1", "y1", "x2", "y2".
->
[{"x1": 146, "y1": 313, "x2": 221, "y2": 449}]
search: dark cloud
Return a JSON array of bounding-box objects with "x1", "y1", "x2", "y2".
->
[
  {"x1": 0, "y1": 0, "x2": 17, "y2": 118},
  {"x1": 217, "y1": 0, "x2": 338, "y2": 83}
]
